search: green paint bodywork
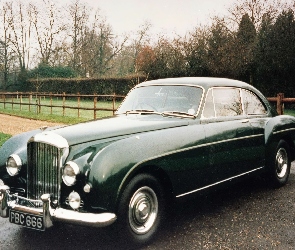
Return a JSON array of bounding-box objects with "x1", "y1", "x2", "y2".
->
[{"x1": 1, "y1": 77, "x2": 295, "y2": 215}]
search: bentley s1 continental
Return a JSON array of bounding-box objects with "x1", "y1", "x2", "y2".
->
[{"x1": 1, "y1": 77, "x2": 295, "y2": 245}]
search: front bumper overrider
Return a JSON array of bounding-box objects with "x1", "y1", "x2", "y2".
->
[{"x1": 0, "y1": 184, "x2": 117, "y2": 229}]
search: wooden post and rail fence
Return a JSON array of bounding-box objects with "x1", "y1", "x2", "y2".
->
[
  {"x1": 0, "y1": 92, "x2": 294, "y2": 118},
  {"x1": 0, "y1": 92, "x2": 125, "y2": 119},
  {"x1": 267, "y1": 93, "x2": 295, "y2": 115}
]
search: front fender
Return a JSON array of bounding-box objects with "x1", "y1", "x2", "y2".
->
[
  {"x1": 87, "y1": 123, "x2": 206, "y2": 212},
  {"x1": 0, "y1": 129, "x2": 42, "y2": 178}
]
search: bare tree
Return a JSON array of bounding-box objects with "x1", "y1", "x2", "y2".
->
[
  {"x1": 68, "y1": 0, "x2": 90, "y2": 72},
  {"x1": 227, "y1": 0, "x2": 289, "y2": 28},
  {"x1": 79, "y1": 10, "x2": 128, "y2": 77},
  {"x1": 131, "y1": 22, "x2": 152, "y2": 74},
  {"x1": 110, "y1": 22, "x2": 151, "y2": 78},
  {"x1": 5, "y1": 1, "x2": 32, "y2": 73},
  {"x1": 0, "y1": 3, "x2": 10, "y2": 89},
  {"x1": 30, "y1": 0, "x2": 66, "y2": 65}
]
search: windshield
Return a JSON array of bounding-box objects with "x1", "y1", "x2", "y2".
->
[{"x1": 116, "y1": 85, "x2": 203, "y2": 116}]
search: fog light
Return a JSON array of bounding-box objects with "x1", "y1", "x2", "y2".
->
[
  {"x1": 68, "y1": 191, "x2": 81, "y2": 210},
  {"x1": 6, "y1": 154, "x2": 22, "y2": 176}
]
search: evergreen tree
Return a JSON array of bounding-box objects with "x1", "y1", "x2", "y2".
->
[
  {"x1": 254, "y1": 13, "x2": 274, "y2": 94},
  {"x1": 235, "y1": 14, "x2": 256, "y2": 84},
  {"x1": 270, "y1": 9, "x2": 295, "y2": 96},
  {"x1": 207, "y1": 19, "x2": 235, "y2": 78}
]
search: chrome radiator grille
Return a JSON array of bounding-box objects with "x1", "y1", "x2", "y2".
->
[{"x1": 27, "y1": 142, "x2": 61, "y2": 201}]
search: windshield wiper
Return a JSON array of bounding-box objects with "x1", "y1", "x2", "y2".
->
[
  {"x1": 125, "y1": 110, "x2": 196, "y2": 119},
  {"x1": 161, "y1": 111, "x2": 196, "y2": 119},
  {"x1": 125, "y1": 110, "x2": 161, "y2": 115}
]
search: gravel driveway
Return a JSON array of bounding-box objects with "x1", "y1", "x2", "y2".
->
[{"x1": 0, "y1": 114, "x2": 64, "y2": 135}]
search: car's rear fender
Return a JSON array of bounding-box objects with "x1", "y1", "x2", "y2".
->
[{"x1": 264, "y1": 115, "x2": 295, "y2": 161}]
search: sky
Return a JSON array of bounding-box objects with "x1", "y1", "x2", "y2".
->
[{"x1": 58, "y1": 0, "x2": 237, "y2": 37}]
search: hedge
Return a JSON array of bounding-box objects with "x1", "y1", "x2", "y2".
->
[{"x1": 24, "y1": 76, "x2": 147, "y2": 95}]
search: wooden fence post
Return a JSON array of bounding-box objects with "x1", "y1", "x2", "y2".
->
[
  {"x1": 50, "y1": 92, "x2": 53, "y2": 115},
  {"x1": 277, "y1": 93, "x2": 284, "y2": 115},
  {"x1": 35, "y1": 99, "x2": 38, "y2": 114},
  {"x1": 62, "y1": 92, "x2": 66, "y2": 116},
  {"x1": 38, "y1": 96, "x2": 41, "y2": 114},
  {"x1": 77, "y1": 93, "x2": 80, "y2": 118},
  {"x1": 112, "y1": 93, "x2": 115, "y2": 115},
  {"x1": 12, "y1": 95, "x2": 14, "y2": 110},
  {"x1": 29, "y1": 92, "x2": 32, "y2": 112},
  {"x1": 94, "y1": 95, "x2": 97, "y2": 120},
  {"x1": 20, "y1": 94, "x2": 22, "y2": 111}
]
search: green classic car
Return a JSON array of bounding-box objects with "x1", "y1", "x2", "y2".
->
[{"x1": 1, "y1": 77, "x2": 295, "y2": 245}]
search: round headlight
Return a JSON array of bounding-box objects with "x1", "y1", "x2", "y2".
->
[
  {"x1": 62, "y1": 161, "x2": 79, "y2": 186},
  {"x1": 6, "y1": 154, "x2": 22, "y2": 176},
  {"x1": 68, "y1": 191, "x2": 81, "y2": 210}
]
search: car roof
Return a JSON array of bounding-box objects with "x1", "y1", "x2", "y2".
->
[
  {"x1": 133, "y1": 77, "x2": 276, "y2": 117},
  {"x1": 137, "y1": 77, "x2": 252, "y2": 89}
]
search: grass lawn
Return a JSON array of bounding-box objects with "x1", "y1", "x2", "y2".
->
[
  {"x1": 0, "y1": 96, "x2": 122, "y2": 124},
  {"x1": 284, "y1": 109, "x2": 295, "y2": 116},
  {"x1": 0, "y1": 133, "x2": 11, "y2": 147}
]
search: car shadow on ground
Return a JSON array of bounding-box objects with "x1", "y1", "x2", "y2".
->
[{"x1": 13, "y1": 167, "x2": 295, "y2": 250}]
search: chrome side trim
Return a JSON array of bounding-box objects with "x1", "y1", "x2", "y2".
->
[
  {"x1": 203, "y1": 134, "x2": 264, "y2": 147},
  {"x1": 176, "y1": 167, "x2": 264, "y2": 198},
  {"x1": 273, "y1": 128, "x2": 295, "y2": 135},
  {"x1": 143, "y1": 134, "x2": 264, "y2": 165},
  {"x1": 119, "y1": 133, "x2": 264, "y2": 194}
]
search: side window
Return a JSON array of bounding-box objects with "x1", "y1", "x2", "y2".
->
[
  {"x1": 242, "y1": 89, "x2": 267, "y2": 115},
  {"x1": 202, "y1": 88, "x2": 243, "y2": 118},
  {"x1": 213, "y1": 88, "x2": 242, "y2": 117}
]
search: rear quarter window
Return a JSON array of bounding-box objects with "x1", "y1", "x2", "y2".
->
[{"x1": 241, "y1": 89, "x2": 267, "y2": 115}]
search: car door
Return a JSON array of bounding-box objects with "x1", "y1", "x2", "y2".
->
[
  {"x1": 241, "y1": 88, "x2": 269, "y2": 167},
  {"x1": 201, "y1": 87, "x2": 262, "y2": 184}
]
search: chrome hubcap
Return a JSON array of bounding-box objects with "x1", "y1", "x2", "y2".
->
[
  {"x1": 276, "y1": 148, "x2": 288, "y2": 178},
  {"x1": 129, "y1": 186, "x2": 158, "y2": 234}
]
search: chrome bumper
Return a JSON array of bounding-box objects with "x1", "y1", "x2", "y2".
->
[{"x1": 0, "y1": 185, "x2": 117, "y2": 229}]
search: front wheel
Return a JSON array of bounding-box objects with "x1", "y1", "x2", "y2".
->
[
  {"x1": 267, "y1": 140, "x2": 291, "y2": 188},
  {"x1": 116, "y1": 174, "x2": 165, "y2": 246}
]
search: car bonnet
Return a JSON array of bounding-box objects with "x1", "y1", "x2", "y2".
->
[{"x1": 49, "y1": 115, "x2": 190, "y2": 146}]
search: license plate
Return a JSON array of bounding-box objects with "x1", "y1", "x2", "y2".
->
[{"x1": 9, "y1": 210, "x2": 44, "y2": 231}]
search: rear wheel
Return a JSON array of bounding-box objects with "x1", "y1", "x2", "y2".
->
[
  {"x1": 267, "y1": 140, "x2": 291, "y2": 188},
  {"x1": 117, "y1": 174, "x2": 165, "y2": 246}
]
